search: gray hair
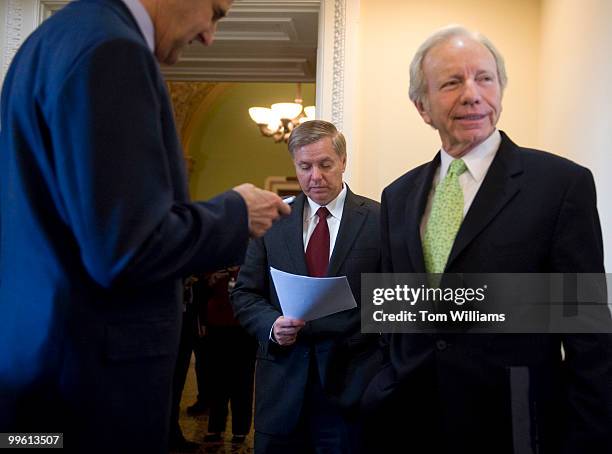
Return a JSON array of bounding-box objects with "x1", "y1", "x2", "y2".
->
[
  {"x1": 287, "y1": 120, "x2": 346, "y2": 158},
  {"x1": 409, "y1": 25, "x2": 508, "y2": 105}
]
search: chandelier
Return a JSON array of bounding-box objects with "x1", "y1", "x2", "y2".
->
[{"x1": 248, "y1": 83, "x2": 316, "y2": 143}]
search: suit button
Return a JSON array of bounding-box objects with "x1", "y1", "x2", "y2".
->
[{"x1": 436, "y1": 340, "x2": 447, "y2": 351}]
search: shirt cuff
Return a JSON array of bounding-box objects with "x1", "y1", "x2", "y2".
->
[{"x1": 269, "y1": 323, "x2": 279, "y2": 344}]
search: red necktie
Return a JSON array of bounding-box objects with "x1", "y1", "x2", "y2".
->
[{"x1": 306, "y1": 207, "x2": 330, "y2": 277}]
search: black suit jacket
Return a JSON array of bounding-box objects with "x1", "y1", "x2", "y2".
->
[
  {"x1": 372, "y1": 132, "x2": 612, "y2": 453},
  {"x1": 231, "y1": 188, "x2": 380, "y2": 435},
  {"x1": 0, "y1": 1, "x2": 248, "y2": 451}
]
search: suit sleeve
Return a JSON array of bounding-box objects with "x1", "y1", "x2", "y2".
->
[
  {"x1": 379, "y1": 189, "x2": 396, "y2": 351},
  {"x1": 47, "y1": 39, "x2": 249, "y2": 288},
  {"x1": 550, "y1": 167, "x2": 604, "y2": 272},
  {"x1": 231, "y1": 237, "x2": 282, "y2": 344},
  {"x1": 551, "y1": 167, "x2": 612, "y2": 452}
]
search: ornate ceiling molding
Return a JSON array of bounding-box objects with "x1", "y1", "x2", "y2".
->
[
  {"x1": 161, "y1": 0, "x2": 319, "y2": 82},
  {"x1": 2, "y1": 0, "x2": 320, "y2": 83}
]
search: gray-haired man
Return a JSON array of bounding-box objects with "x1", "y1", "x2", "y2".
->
[
  {"x1": 367, "y1": 25, "x2": 612, "y2": 454},
  {"x1": 232, "y1": 120, "x2": 381, "y2": 453}
]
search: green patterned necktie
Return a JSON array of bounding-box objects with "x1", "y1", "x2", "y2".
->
[{"x1": 423, "y1": 159, "x2": 468, "y2": 274}]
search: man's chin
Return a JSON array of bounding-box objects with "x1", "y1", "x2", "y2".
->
[
  {"x1": 156, "y1": 49, "x2": 181, "y2": 66},
  {"x1": 308, "y1": 191, "x2": 331, "y2": 205},
  {"x1": 458, "y1": 128, "x2": 494, "y2": 145},
  {"x1": 444, "y1": 133, "x2": 491, "y2": 157}
]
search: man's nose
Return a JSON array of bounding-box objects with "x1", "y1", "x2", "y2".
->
[
  {"x1": 311, "y1": 167, "x2": 322, "y2": 181},
  {"x1": 460, "y1": 80, "x2": 481, "y2": 105}
]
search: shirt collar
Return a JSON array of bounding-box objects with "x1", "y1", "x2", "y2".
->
[
  {"x1": 305, "y1": 184, "x2": 347, "y2": 221},
  {"x1": 120, "y1": 0, "x2": 155, "y2": 53},
  {"x1": 439, "y1": 129, "x2": 501, "y2": 183}
]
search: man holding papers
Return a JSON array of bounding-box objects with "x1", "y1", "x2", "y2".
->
[{"x1": 232, "y1": 120, "x2": 380, "y2": 454}]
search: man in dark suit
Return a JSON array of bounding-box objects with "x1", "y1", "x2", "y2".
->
[
  {"x1": 232, "y1": 120, "x2": 380, "y2": 453},
  {"x1": 0, "y1": 1, "x2": 289, "y2": 452},
  {"x1": 368, "y1": 25, "x2": 612, "y2": 453}
]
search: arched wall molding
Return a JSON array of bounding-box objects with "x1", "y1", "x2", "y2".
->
[
  {"x1": 179, "y1": 83, "x2": 232, "y2": 154},
  {"x1": 166, "y1": 81, "x2": 232, "y2": 175}
]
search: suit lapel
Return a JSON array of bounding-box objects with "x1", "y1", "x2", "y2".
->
[
  {"x1": 281, "y1": 193, "x2": 309, "y2": 275},
  {"x1": 446, "y1": 132, "x2": 523, "y2": 269},
  {"x1": 405, "y1": 155, "x2": 440, "y2": 273},
  {"x1": 327, "y1": 188, "x2": 367, "y2": 276}
]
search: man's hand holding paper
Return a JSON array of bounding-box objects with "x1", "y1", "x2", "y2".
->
[{"x1": 272, "y1": 316, "x2": 306, "y2": 346}]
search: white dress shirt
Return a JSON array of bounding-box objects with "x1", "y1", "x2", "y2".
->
[
  {"x1": 269, "y1": 184, "x2": 347, "y2": 340},
  {"x1": 420, "y1": 129, "x2": 501, "y2": 239},
  {"x1": 303, "y1": 184, "x2": 347, "y2": 258},
  {"x1": 120, "y1": 0, "x2": 155, "y2": 53}
]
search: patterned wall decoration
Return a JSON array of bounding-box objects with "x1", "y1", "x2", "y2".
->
[
  {"x1": 3, "y1": 0, "x2": 24, "y2": 76},
  {"x1": 332, "y1": 0, "x2": 346, "y2": 130}
]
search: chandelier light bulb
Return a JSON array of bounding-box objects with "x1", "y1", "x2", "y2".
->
[
  {"x1": 248, "y1": 107, "x2": 272, "y2": 125},
  {"x1": 247, "y1": 84, "x2": 315, "y2": 143},
  {"x1": 271, "y1": 102, "x2": 303, "y2": 120},
  {"x1": 267, "y1": 112, "x2": 282, "y2": 131}
]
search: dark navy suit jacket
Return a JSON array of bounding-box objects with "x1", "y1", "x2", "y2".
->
[
  {"x1": 369, "y1": 131, "x2": 612, "y2": 454},
  {"x1": 0, "y1": 1, "x2": 248, "y2": 452},
  {"x1": 231, "y1": 189, "x2": 380, "y2": 435}
]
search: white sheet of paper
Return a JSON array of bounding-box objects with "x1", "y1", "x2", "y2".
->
[{"x1": 270, "y1": 267, "x2": 357, "y2": 321}]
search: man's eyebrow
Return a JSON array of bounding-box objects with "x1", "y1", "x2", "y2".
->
[{"x1": 440, "y1": 73, "x2": 462, "y2": 81}]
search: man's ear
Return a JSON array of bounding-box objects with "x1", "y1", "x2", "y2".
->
[
  {"x1": 415, "y1": 100, "x2": 432, "y2": 126},
  {"x1": 340, "y1": 154, "x2": 347, "y2": 173}
]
